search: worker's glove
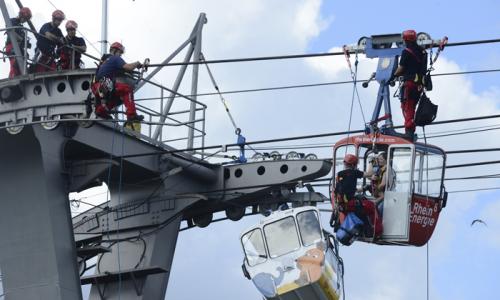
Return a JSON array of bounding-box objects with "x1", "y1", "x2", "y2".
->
[{"x1": 136, "y1": 61, "x2": 143, "y2": 69}]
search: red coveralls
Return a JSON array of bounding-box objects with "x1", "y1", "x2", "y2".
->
[
  {"x1": 5, "y1": 43, "x2": 20, "y2": 78},
  {"x1": 59, "y1": 50, "x2": 74, "y2": 70},
  {"x1": 334, "y1": 194, "x2": 383, "y2": 238},
  {"x1": 401, "y1": 80, "x2": 422, "y2": 132},
  {"x1": 92, "y1": 81, "x2": 137, "y2": 119},
  {"x1": 400, "y1": 46, "x2": 425, "y2": 133},
  {"x1": 34, "y1": 53, "x2": 57, "y2": 73}
]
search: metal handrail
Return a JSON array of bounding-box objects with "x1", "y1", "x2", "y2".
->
[{"x1": 0, "y1": 26, "x2": 207, "y2": 156}]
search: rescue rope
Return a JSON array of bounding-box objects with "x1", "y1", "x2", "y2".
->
[
  {"x1": 116, "y1": 120, "x2": 127, "y2": 299},
  {"x1": 201, "y1": 53, "x2": 257, "y2": 158},
  {"x1": 423, "y1": 126, "x2": 431, "y2": 300},
  {"x1": 201, "y1": 53, "x2": 239, "y2": 132},
  {"x1": 342, "y1": 46, "x2": 364, "y2": 157}
]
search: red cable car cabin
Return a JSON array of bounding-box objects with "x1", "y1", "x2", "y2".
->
[{"x1": 331, "y1": 133, "x2": 447, "y2": 246}]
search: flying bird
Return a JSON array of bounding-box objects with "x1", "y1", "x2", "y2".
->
[{"x1": 471, "y1": 219, "x2": 487, "y2": 227}]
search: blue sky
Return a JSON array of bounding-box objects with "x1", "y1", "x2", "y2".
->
[
  {"x1": 309, "y1": 0, "x2": 500, "y2": 94},
  {"x1": 3, "y1": 0, "x2": 499, "y2": 299}
]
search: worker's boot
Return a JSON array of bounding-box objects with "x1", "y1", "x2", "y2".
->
[
  {"x1": 127, "y1": 114, "x2": 144, "y2": 122},
  {"x1": 405, "y1": 128, "x2": 415, "y2": 141}
]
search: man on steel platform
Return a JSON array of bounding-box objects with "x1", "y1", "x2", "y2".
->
[
  {"x1": 93, "y1": 42, "x2": 144, "y2": 122},
  {"x1": 35, "y1": 10, "x2": 65, "y2": 72},
  {"x1": 5, "y1": 7, "x2": 32, "y2": 78},
  {"x1": 58, "y1": 20, "x2": 86, "y2": 70}
]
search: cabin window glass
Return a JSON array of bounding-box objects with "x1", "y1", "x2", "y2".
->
[
  {"x1": 241, "y1": 229, "x2": 267, "y2": 266},
  {"x1": 334, "y1": 145, "x2": 356, "y2": 174},
  {"x1": 388, "y1": 148, "x2": 412, "y2": 192},
  {"x1": 416, "y1": 150, "x2": 444, "y2": 197},
  {"x1": 334, "y1": 145, "x2": 363, "y2": 190},
  {"x1": 297, "y1": 210, "x2": 322, "y2": 246},
  {"x1": 264, "y1": 217, "x2": 301, "y2": 258}
]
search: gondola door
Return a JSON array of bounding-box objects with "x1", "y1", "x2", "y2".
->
[{"x1": 381, "y1": 145, "x2": 414, "y2": 242}]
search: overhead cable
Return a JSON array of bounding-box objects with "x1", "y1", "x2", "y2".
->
[
  {"x1": 147, "y1": 38, "x2": 500, "y2": 67},
  {"x1": 116, "y1": 113, "x2": 500, "y2": 159}
]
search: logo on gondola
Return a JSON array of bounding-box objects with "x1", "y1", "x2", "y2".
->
[{"x1": 409, "y1": 202, "x2": 437, "y2": 228}]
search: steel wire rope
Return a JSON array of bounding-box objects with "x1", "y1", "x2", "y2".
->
[
  {"x1": 112, "y1": 113, "x2": 500, "y2": 160},
  {"x1": 160, "y1": 68, "x2": 500, "y2": 99},
  {"x1": 78, "y1": 177, "x2": 500, "y2": 240},
  {"x1": 147, "y1": 38, "x2": 500, "y2": 67}
]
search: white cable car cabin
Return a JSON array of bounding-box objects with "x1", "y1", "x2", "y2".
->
[
  {"x1": 240, "y1": 206, "x2": 344, "y2": 300},
  {"x1": 331, "y1": 133, "x2": 448, "y2": 246}
]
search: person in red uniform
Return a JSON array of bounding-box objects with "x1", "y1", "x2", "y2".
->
[
  {"x1": 334, "y1": 154, "x2": 382, "y2": 238},
  {"x1": 58, "y1": 20, "x2": 86, "y2": 70},
  {"x1": 394, "y1": 29, "x2": 427, "y2": 140},
  {"x1": 4, "y1": 7, "x2": 32, "y2": 78},
  {"x1": 35, "y1": 10, "x2": 65, "y2": 73},
  {"x1": 93, "y1": 42, "x2": 144, "y2": 121}
]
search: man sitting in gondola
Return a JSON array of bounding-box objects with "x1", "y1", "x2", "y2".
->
[{"x1": 334, "y1": 154, "x2": 382, "y2": 239}]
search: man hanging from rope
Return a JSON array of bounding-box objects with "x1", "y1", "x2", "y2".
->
[
  {"x1": 34, "y1": 10, "x2": 65, "y2": 73},
  {"x1": 4, "y1": 7, "x2": 32, "y2": 78},
  {"x1": 393, "y1": 29, "x2": 427, "y2": 141},
  {"x1": 92, "y1": 42, "x2": 144, "y2": 122}
]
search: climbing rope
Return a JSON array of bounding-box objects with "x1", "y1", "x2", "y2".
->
[
  {"x1": 343, "y1": 46, "x2": 367, "y2": 125},
  {"x1": 201, "y1": 53, "x2": 257, "y2": 162},
  {"x1": 423, "y1": 126, "x2": 431, "y2": 300}
]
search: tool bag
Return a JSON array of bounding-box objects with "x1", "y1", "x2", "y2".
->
[
  {"x1": 415, "y1": 93, "x2": 438, "y2": 126},
  {"x1": 336, "y1": 212, "x2": 364, "y2": 246}
]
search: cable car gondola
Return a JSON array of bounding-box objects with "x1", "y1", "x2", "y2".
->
[
  {"x1": 330, "y1": 33, "x2": 448, "y2": 246},
  {"x1": 331, "y1": 133, "x2": 447, "y2": 246},
  {"x1": 240, "y1": 206, "x2": 344, "y2": 300}
]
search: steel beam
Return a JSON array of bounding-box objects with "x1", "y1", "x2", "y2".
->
[
  {"x1": 0, "y1": 127, "x2": 82, "y2": 300},
  {"x1": 151, "y1": 13, "x2": 207, "y2": 142},
  {"x1": 187, "y1": 13, "x2": 206, "y2": 150}
]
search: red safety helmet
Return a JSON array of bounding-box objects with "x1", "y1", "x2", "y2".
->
[
  {"x1": 110, "y1": 42, "x2": 125, "y2": 53},
  {"x1": 343, "y1": 154, "x2": 358, "y2": 166},
  {"x1": 52, "y1": 9, "x2": 65, "y2": 20},
  {"x1": 403, "y1": 29, "x2": 417, "y2": 42},
  {"x1": 66, "y1": 20, "x2": 78, "y2": 30},
  {"x1": 19, "y1": 7, "x2": 32, "y2": 19}
]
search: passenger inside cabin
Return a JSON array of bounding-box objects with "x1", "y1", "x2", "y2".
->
[{"x1": 365, "y1": 152, "x2": 388, "y2": 214}]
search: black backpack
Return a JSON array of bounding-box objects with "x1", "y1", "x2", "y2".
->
[{"x1": 415, "y1": 93, "x2": 438, "y2": 126}]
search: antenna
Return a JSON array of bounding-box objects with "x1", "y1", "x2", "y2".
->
[{"x1": 101, "y1": 0, "x2": 108, "y2": 55}]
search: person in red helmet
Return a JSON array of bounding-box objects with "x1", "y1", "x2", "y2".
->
[
  {"x1": 394, "y1": 29, "x2": 428, "y2": 140},
  {"x1": 4, "y1": 7, "x2": 32, "y2": 78},
  {"x1": 35, "y1": 10, "x2": 65, "y2": 73},
  {"x1": 93, "y1": 42, "x2": 144, "y2": 121},
  {"x1": 58, "y1": 20, "x2": 86, "y2": 70},
  {"x1": 334, "y1": 153, "x2": 382, "y2": 239}
]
